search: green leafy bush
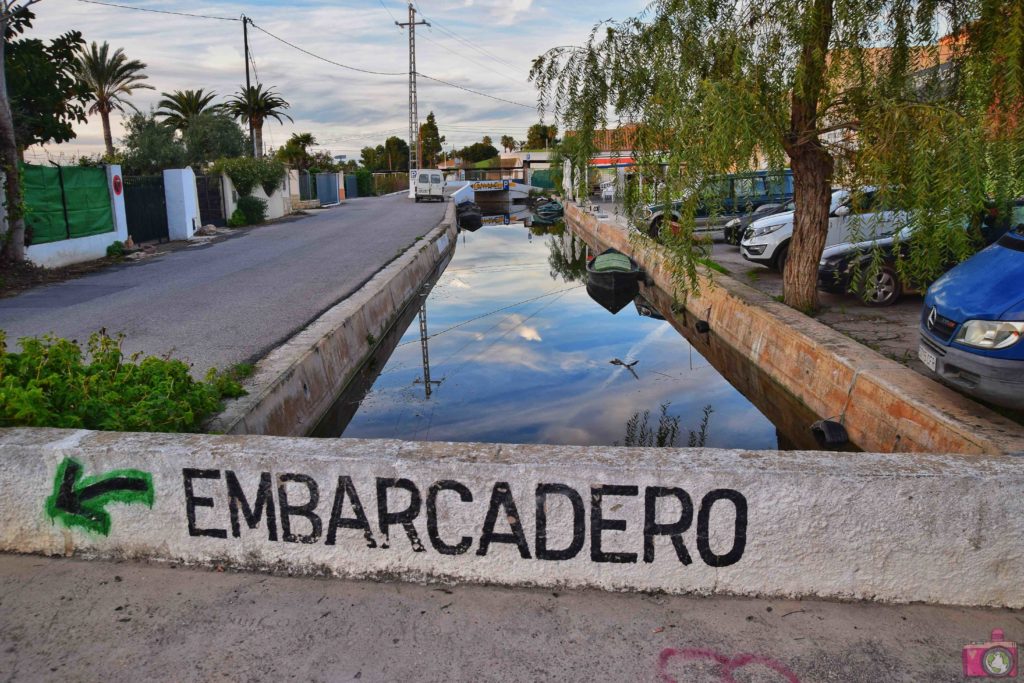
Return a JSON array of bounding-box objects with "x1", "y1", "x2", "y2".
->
[
  {"x1": 355, "y1": 168, "x2": 373, "y2": 197},
  {"x1": 228, "y1": 208, "x2": 247, "y2": 227},
  {"x1": 106, "y1": 240, "x2": 125, "y2": 258},
  {"x1": 0, "y1": 331, "x2": 245, "y2": 432},
  {"x1": 237, "y1": 195, "x2": 268, "y2": 225},
  {"x1": 211, "y1": 157, "x2": 286, "y2": 198}
]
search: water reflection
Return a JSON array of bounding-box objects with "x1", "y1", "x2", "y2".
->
[{"x1": 321, "y1": 222, "x2": 782, "y2": 449}]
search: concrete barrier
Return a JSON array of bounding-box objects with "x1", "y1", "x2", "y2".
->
[
  {"x1": 207, "y1": 204, "x2": 457, "y2": 436},
  {"x1": 2, "y1": 427, "x2": 1023, "y2": 608},
  {"x1": 565, "y1": 204, "x2": 1024, "y2": 455}
]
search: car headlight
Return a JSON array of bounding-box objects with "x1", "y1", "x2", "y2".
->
[
  {"x1": 641, "y1": 207, "x2": 654, "y2": 219},
  {"x1": 955, "y1": 320, "x2": 1024, "y2": 350},
  {"x1": 753, "y1": 223, "x2": 785, "y2": 237}
]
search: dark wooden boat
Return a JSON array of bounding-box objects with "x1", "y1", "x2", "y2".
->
[
  {"x1": 586, "y1": 248, "x2": 645, "y2": 314},
  {"x1": 456, "y1": 202, "x2": 483, "y2": 232}
]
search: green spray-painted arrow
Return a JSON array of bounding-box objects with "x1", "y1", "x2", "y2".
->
[{"x1": 45, "y1": 458, "x2": 154, "y2": 536}]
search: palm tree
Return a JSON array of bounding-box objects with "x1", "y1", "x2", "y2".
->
[
  {"x1": 155, "y1": 89, "x2": 220, "y2": 133},
  {"x1": 74, "y1": 41, "x2": 154, "y2": 157},
  {"x1": 226, "y1": 84, "x2": 292, "y2": 158}
]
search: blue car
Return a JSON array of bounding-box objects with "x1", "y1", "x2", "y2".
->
[{"x1": 919, "y1": 201, "x2": 1024, "y2": 409}]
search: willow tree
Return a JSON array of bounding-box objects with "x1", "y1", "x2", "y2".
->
[{"x1": 532, "y1": 0, "x2": 1024, "y2": 311}]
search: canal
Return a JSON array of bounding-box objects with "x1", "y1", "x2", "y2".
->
[{"x1": 315, "y1": 219, "x2": 821, "y2": 449}]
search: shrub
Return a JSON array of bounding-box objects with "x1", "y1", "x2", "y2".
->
[
  {"x1": 228, "y1": 208, "x2": 247, "y2": 227},
  {"x1": 211, "y1": 157, "x2": 286, "y2": 198},
  {"x1": 355, "y1": 168, "x2": 374, "y2": 197},
  {"x1": 0, "y1": 331, "x2": 245, "y2": 433},
  {"x1": 106, "y1": 240, "x2": 125, "y2": 258},
  {"x1": 258, "y1": 158, "x2": 286, "y2": 196},
  {"x1": 237, "y1": 195, "x2": 268, "y2": 225}
]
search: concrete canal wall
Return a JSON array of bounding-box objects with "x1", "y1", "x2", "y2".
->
[
  {"x1": 566, "y1": 203, "x2": 1024, "y2": 455},
  {"x1": 207, "y1": 204, "x2": 457, "y2": 437},
  {"x1": 3, "y1": 428, "x2": 1023, "y2": 608}
]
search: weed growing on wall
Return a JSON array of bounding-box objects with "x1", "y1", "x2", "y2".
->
[{"x1": 0, "y1": 330, "x2": 245, "y2": 432}]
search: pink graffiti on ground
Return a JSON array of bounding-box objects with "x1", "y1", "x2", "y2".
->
[{"x1": 658, "y1": 647, "x2": 800, "y2": 683}]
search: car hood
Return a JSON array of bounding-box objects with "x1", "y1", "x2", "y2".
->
[
  {"x1": 749, "y1": 211, "x2": 795, "y2": 231},
  {"x1": 927, "y1": 236, "x2": 1024, "y2": 321}
]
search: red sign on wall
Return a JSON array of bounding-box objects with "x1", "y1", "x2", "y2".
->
[{"x1": 112, "y1": 175, "x2": 123, "y2": 196}]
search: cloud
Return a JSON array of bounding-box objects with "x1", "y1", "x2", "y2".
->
[
  {"x1": 27, "y1": 0, "x2": 647, "y2": 162},
  {"x1": 517, "y1": 325, "x2": 541, "y2": 342}
]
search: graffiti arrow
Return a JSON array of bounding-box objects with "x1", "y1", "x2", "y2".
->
[{"x1": 45, "y1": 458, "x2": 154, "y2": 536}]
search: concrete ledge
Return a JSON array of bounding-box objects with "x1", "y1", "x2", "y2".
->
[
  {"x1": 207, "y1": 203, "x2": 457, "y2": 436},
  {"x1": 2, "y1": 428, "x2": 1023, "y2": 607},
  {"x1": 566, "y1": 204, "x2": 1024, "y2": 455}
]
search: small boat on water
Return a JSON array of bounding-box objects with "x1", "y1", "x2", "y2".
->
[
  {"x1": 456, "y1": 202, "x2": 483, "y2": 232},
  {"x1": 586, "y1": 248, "x2": 647, "y2": 314}
]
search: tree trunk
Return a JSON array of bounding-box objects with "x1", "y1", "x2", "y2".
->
[
  {"x1": 100, "y1": 108, "x2": 114, "y2": 158},
  {"x1": 0, "y1": 15, "x2": 26, "y2": 262},
  {"x1": 781, "y1": 0, "x2": 835, "y2": 312},
  {"x1": 254, "y1": 124, "x2": 264, "y2": 158}
]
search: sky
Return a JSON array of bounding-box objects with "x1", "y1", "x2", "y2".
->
[{"x1": 28, "y1": 0, "x2": 647, "y2": 163}]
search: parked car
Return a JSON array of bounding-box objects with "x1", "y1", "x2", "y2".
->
[
  {"x1": 642, "y1": 169, "x2": 793, "y2": 240},
  {"x1": 818, "y1": 200, "x2": 1019, "y2": 306},
  {"x1": 741, "y1": 188, "x2": 908, "y2": 273},
  {"x1": 723, "y1": 201, "x2": 792, "y2": 245},
  {"x1": 414, "y1": 170, "x2": 445, "y2": 202},
  {"x1": 918, "y1": 201, "x2": 1024, "y2": 409}
]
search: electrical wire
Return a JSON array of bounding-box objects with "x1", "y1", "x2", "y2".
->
[
  {"x1": 412, "y1": 0, "x2": 523, "y2": 73},
  {"x1": 415, "y1": 72, "x2": 535, "y2": 109},
  {"x1": 72, "y1": 0, "x2": 239, "y2": 21},
  {"x1": 249, "y1": 21, "x2": 407, "y2": 76}
]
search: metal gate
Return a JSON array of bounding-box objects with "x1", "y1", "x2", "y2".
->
[
  {"x1": 195, "y1": 175, "x2": 225, "y2": 227},
  {"x1": 123, "y1": 175, "x2": 168, "y2": 243}
]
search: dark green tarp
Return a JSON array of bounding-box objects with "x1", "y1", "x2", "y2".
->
[
  {"x1": 62, "y1": 166, "x2": 114, "y2": 239},
  {"x1": 21, "y1": 163, "x2": 67, "y2": 245},
  {"x1": 20, "y1": 163, "x2": 113, "y2": 245}
]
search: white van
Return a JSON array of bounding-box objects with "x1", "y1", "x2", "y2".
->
[
  {"x1": 740, "y1": 188, "x2": 909, "y2": 272},
  {"x1": 414, "y1": 170, "x2": 445, "y2": 203}
]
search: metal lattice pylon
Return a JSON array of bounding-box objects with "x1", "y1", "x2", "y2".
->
[{"x1": 397, "y1": 3, "x2": 428, "y2": 198}]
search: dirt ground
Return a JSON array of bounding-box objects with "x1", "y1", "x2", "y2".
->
[{"x1": 710, "y1": 243, "x2": 929, "y2": 372}]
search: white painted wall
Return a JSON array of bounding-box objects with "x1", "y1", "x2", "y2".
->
[
  {"x1": 25, "y1": 164, "x2": 128, "y2": 269},
  {"x1": 222, "y1": 172, "x2": 292, "y2": 222},
  {"x1": 2, "y1": 429, "x2": 1023, "y2": 609},
  {"x1": 163, "y1": 168, "x2": 200, "y2": 241}
]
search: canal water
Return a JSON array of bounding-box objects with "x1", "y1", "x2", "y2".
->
[{"x1": 316, "y1": 219, "x2": 804, "y2": 449}]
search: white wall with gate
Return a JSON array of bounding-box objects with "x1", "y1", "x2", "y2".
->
[{"x1": 25, "y1": 164, "x2": 129, "y2": 268}]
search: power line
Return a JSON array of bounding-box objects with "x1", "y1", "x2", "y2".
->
[
  {"x1": 376, "y1": 0, "x2": 401, "y2": 25},
  {"x1": 417, "y1": 31, "x2": 527, "y2": 87},
  {"x1": 72, "y1": 0, "x2": 239, "y2": 21},
  {"x1": 250, "y1": 22, "x2": 407, "y2": 76},
  {"x1": 416, "y1": 72, "x2": 534, "y2": 109},
  {"x1": 412, "y1": 0, "x2": 523, "y2": 73}
]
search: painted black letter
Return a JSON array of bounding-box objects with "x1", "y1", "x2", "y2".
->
[
  {"x1": 476, "y1": 482, "x2": 531, "y2": 558},
  {"x1": 535, "y1": 483, "x2": 584, "y2": 561},
  {"x1": 183, "y1": 468, "x2": 226, "y2": 538},
  {"x1": 643, "y1": 487, "x2": 692, "y2": 564},
  {"x1": 697, "y1": 489, "x2": 747, "y2": 567},
  {"x1": 426, "y1": 481, "x2": 473, "y2": 555},
  {"x1": 590, "y1": 485, "x2": 638, "y2": 563},
  {"x1": 376, "y1": 478, "x2": 425, "y2": 552},
  {"x1": 226, "y1": 471, "x2": 278, "y2": 541},
  {"x1": 326, "y1": 476, "x2": 377, "y2": 548},
  {"x1": 278, "y1": 473, "x2": 321, "y2": 544}
]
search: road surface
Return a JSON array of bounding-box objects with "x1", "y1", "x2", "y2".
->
[
  {"x1": 0, "y1": 195, "x2": 446, "y2": 375},
  {"x1": 0, "y1": 554, "x2": 1014, "y2": 682}
]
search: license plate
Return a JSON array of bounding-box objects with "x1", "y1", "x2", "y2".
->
[{"x1": 918, "y1": 344, "x2": 937, "y2": 372}]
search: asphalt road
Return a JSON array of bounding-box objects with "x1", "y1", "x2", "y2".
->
[
  {"x1": 0, "y1": 195, "x2": 446, "y2": 375},
  {"x1": 0, "y1": 554, "x2": 1013, "y2": 682}
]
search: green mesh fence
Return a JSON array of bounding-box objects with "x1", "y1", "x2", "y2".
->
[{"x1": 20, "y1": 163, "x2": 114, "y2": 245}]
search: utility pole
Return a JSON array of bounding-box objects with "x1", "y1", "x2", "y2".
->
[
  {"x1": 242, "y1": 15, "x2": 257, "y2": 157},
  {"x1": 396, "y1": 2, "x2": 428, "y2": 199}
]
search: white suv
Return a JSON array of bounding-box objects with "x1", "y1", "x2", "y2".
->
[{"x1": 740, "y1": 189, "x2": 907, "y2": 272}]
